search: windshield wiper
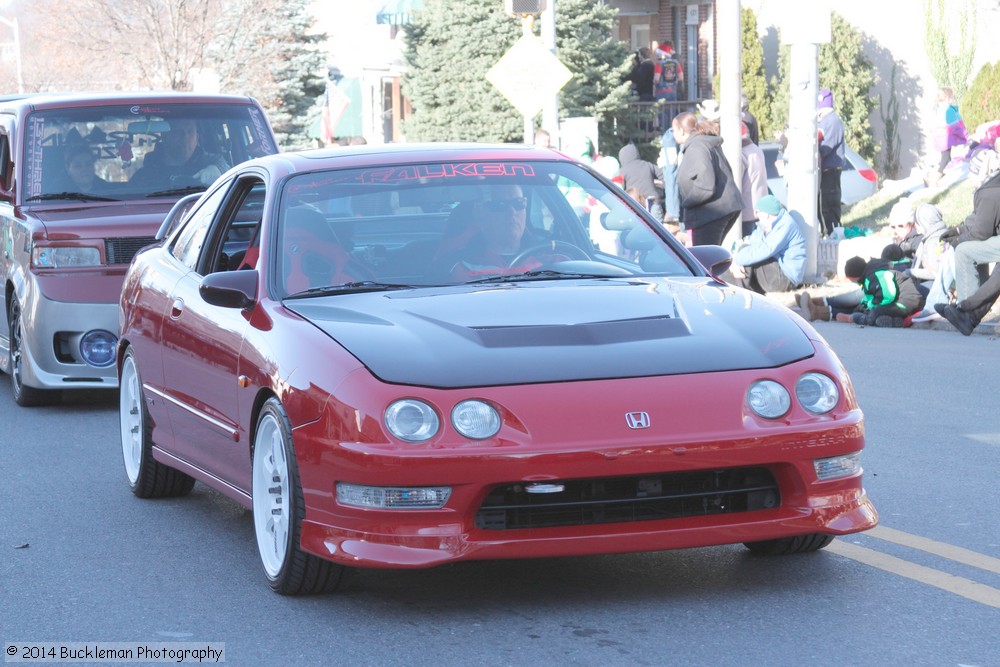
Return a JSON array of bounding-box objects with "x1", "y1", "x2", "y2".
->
[
  {"x1": 26, "y1": 192, "x2": 120, "y2": 202},
  {"x1": 145, "y1": 185, "x2": 206, "y2": 198},
  {"x1": 283, "y1": 281, "x2": 417, "y2": 299},
  {"x1": 466, "y1": 269, "x2": 611, "y2": 284}
]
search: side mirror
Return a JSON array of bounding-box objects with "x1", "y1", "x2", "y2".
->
[
  {"x1": 156, "y1": 193, "x2": 203, "y2": 240},
  {"x1": 200, "y1": 270, "x2": 258, "y2": 309},
  {"x1": 688, "y1": 245, "x2": 733, "y2": 277}
]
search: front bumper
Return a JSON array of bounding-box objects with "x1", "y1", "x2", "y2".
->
[
  {"x1": 295, "y1": 420, "x2": 878, "y2": 569},
  {"x1": 12, "y1": 285, "x2": 119, "y2": 390}
]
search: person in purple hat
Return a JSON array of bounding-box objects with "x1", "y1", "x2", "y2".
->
[{"x1": 817, "y1": 88, "x2": 846, "y2": 237}]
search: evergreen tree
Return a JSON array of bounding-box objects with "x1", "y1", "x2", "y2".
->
[
  {"x1": 551, "y1": 0, "x2": 632, "y2": 155},
  {"x1": 213, "y1": 0, "x2": 327, "y2": 150},
  {"x1": 769, "y1": 13, "x2": 877, "y2": 165},
  {"x1": 404, "y1": 0, "x2": 523, "y2": 142},
  {"x1": 740, "y1": 7, "x2": 771, "y2": 141},
  {"x1": 403, "y1": 0, "x2": 632, "y2": 148}
]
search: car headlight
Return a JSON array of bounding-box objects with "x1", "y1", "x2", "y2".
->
[
  {"x1": 796, "y1": 372, "x2": 840, "y2": 414},
  {"x1": 747, "y1": 380, "x2": 791, "y2": 419},
  {"x1": 32, "y1": 246, "x2": 102, "y2": 268},
  {"x1": 452, "y1": 400, "x2": 501, "y2": 439},
  {"x1": 385, "y1": 399, "x2": 440, "y2": 442}
]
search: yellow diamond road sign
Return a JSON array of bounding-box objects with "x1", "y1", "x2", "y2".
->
[{"x1": 487, "y1": 33, "x2": 572, "y2": 118}]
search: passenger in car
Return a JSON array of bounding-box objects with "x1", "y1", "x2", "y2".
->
[
  {"x1": 130, "y1": 119, "x2": 229, "y2": 189},
  {"x1": 58, "y1": 144, "x2": 111, "y2": 193}
]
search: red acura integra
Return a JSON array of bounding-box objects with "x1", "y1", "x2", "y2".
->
[{"x1": 118, "y1": 143, "x2": 877, "y2": 595}]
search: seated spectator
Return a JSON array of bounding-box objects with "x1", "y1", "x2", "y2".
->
[
  {"x1": 131, "y1": 118, "x2": 229, "y2": 190},
  {"x1": 940, "y1": 151, "x2": 1000, "y2": 304},
  {"x1": 722, "y1": 195, "x2": 805, "y2": 295},
  {"x1": 907, "y1": 203, "x2": 954, "y2": 322},
  {"x1": 844, "y1": 255, "x2": 924, "y2": 327},
  {"x1": 883, "y1": 201, "x2": 922, "y2": 271},
  {"x1": 935, "y1": 263, "x2": 1000, "y2": 335}
]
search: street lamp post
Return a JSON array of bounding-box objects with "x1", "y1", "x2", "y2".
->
[{"x1": 0, "y1": 13, "x2": 23, "y2": 94}]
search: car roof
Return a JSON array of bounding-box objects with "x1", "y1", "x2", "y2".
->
[
  {"x1": 247, "y1": 142, "x2": 569, "y2": 173},
  {"x1": 0, "y1": 91, "x2": 260, "y2": 114}
]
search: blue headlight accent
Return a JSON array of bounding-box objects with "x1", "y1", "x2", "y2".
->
[{"x1": 79, "y1": 330, "x2": 118, "y2": 368}]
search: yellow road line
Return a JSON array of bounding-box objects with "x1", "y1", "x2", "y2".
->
[
  {"x1": 867, "y1": 525, "x2": 1000, "y2": 576},
  {"x1": 827, "y1": 541, "x2": 1000, "y2": 609}
]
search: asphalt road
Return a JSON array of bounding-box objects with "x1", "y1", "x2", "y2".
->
[{"x1": 2, "y1": 323, "x2": 998, "y2": 667}]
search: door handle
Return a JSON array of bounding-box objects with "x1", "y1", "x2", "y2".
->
[{"x1": 170, "y1": 298, "x2": 184, "y2": 319}]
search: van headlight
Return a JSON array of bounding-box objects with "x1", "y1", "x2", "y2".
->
[{"x1": 32, "y1": 246, "x2": 102, "y2": 268}]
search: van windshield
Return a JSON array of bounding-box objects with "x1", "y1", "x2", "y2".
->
[{"x1": 22, "y1": 103, "x2": 277, "y2": 203}]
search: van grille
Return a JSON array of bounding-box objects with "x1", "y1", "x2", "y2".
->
[
  {"x1": 105, "y1": 236, "x2": 157, "y2": 265},
  {"x1": 475, "y1": 467, "x2": 780, "y2": 530}
]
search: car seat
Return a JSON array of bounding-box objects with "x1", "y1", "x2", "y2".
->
[{"x1": 281, "y1": 206, "x2": 370, "y2": 294}]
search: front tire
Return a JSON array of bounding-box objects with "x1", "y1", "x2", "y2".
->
[
  {"x1": 252, "y1": 398, "x2": 344, "y2": 595},
  {"x1": 119, "y1": 348, "x2": 195, "y2": 498},
  {"x1": 8, "y1": 299, "x2": 60, "y2": 407},
  {"x1": 743, "y1": 533, "x2": 834, "y2": 556}
]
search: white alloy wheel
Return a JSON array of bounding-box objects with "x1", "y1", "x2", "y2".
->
[
  {"x1": 119, "y1": 353, "x2": 143, "y2": 486},
  {"x1": 117, "y1": 347, "x2": 194, "y2": 498},
  {"x1": 253, "y1": 410, "x2": 292, "y2": 578}
]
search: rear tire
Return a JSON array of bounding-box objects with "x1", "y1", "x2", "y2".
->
[
  {"x1": 252, "y1": 398, "x2": 344, "y2": 595},
  {"x1": 119, "y1": 348, "x2": 195, "y2": 498},
  {"x1": 8, "y1": 299, "x2": 60, "y2": 407},
  {"x1": 743, "y1": 533, "x2": 835, "y2": 556}
]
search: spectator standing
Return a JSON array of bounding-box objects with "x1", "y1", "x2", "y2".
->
[
  {"x1": 660, "y1": 126, "x2": 681, "y2": 223},
  {"x1": 626, "y1": 48, "x2": 656, "y2": 102},
  {"x1": 817, "y1": 88, "x2": 846, "y2": 237},
  {"x1": 653, "y1": 39, "x2": 684, "y2": 127},
  {"x1": 672, "y1": 111, "x2": 742, "y2": 247},
  {"x1": 929, "y1": 87, "x2": 968, "y2": 186},
  {"x1": 723, "y1": 195, "x2": 806, "y2": 295},
  {"x1": 617, "y1": 143, "x2": 664, "y2": 221},
  {"x1": 533, "y1": 128, "x2": 551, "y2": 148},
  {"x1": 739, "y1": 122, "x2": 768, "y2": 238},
  {"x1": 741, "y1": 93, "x2": 760, "y2": 146}
]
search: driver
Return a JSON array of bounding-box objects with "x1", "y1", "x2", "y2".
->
[
  {"x1": 131, "y1": 119, "x2": 229, "y2": 189},
  {"x1": 442, "y1": 184, "x2": 566, "y2": 281}
]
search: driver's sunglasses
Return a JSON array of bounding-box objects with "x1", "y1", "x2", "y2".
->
[{"x1": 482, "y1": 197, "x2": 528, "y2": 213}]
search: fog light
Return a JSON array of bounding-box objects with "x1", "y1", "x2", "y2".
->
[
  {"x1": 79, "y1": 330, "x2": 117, "y2": 367},
  {"x1": 814, "y1": 452, "x2": 862, "y2": 481},
  {"x1": 336, "y1": 483, "x2": 451, "y2": 509}
]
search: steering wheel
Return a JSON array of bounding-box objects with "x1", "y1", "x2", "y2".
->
[{"x1": 506, "y1": 240, "x2": 589, "y2": 269}]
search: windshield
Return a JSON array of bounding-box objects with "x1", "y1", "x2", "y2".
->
[
  {"x1": 276, "y1": 159, "x2": 692, "y2": 298},
  {"x1": 22, "y1": 103, "x2": 276, "y2": 203}
]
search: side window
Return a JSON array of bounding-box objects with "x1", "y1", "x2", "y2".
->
[
  {"x1": 170, "y1": 185, "x2": 229, "y2": 271},
  {"x1": 203, "y1": 180, "x2": 266, "y2": 274},
  {"x1": 0, "y1": 130, "x2": 11, "y2": 191}
]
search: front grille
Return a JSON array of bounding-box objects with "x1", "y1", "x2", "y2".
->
[
  {"x1": 475, "y1": 467, "x2": 780, "y2": 530},
  {"x1": 105, "y1": 236, "x2": 157, "y2": 265}
]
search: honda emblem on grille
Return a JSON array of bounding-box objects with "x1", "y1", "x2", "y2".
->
[{"x1": 625, "y1": 411, "x2": 650, "y2": 429}]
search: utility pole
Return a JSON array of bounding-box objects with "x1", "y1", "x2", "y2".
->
[
  {"x1": 718, "y1": 0, "x2": 742, "y2": 250},
  {"x1": 540, "y1": 0, "x2": 558, "y2": 146},
  {"x1": 783, "y1": 4, "x2": 830, "y2": 282}
]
